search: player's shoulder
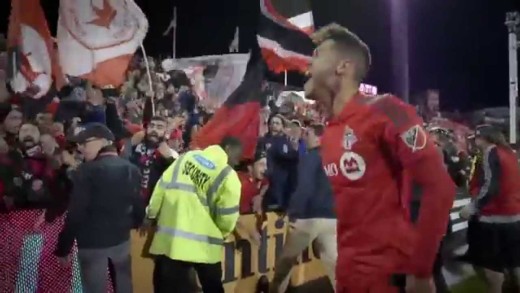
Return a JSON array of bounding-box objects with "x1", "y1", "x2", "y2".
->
[
  {"x1": 363, "y1": 93, "x2": 414, "y2": 111},
  {"x1": 362, "y1": 93, "x2": 421, "y2": 128}
]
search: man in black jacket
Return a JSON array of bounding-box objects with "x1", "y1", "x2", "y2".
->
[{"x1": 55, "y1": 123, "x2": 145, "y2": 293}]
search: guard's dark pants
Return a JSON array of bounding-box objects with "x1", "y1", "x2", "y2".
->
[{"x1": 153, "y1": 255, "x2": 224, "y2": 293}]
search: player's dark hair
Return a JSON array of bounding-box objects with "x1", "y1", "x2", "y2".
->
[
  {"x1": 308, "y1": 123, "x2": 325, "y2": 137},
  {"x1": 312, "y1": 23, "x2": 371, "y2": 82},
  {"x1": 220, "y1": 136, "x2": 242, "y2": 150}
]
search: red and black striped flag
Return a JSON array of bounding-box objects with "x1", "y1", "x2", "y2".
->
[
  {"x1": 257, "y1": 0, "x2": 315, "y2": 74},
  {"x1": 191, "y1": 59, "x2": 266, "y2": 160}
]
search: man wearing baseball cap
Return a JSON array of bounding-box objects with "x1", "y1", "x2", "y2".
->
[
  {"x1": 55, "y1": 122, "x2": 145, "y2": 293},
  {"x1": 70, "y1": 123, "x2": 115, "y2": 152}
]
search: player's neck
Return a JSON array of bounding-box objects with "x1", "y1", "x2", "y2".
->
[{"x1": 332, "y1": 81, "x2": 360, "y2": 117}]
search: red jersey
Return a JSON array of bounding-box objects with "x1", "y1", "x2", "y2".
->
[
  {"x1": 471, "y1": 146, "x2": 520, "y2": 216},
  {"x1": 320, "y1": 93, "x2": 455, "y2": 289},
  {"x1": 237, "y1": 172, "x2": 267, "y2": 214}
]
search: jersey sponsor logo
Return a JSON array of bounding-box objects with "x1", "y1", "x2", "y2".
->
[
  {"x1": 401, "y1": 124, "x2": 427, "y2": 152},
  {"x1": 339, "y1": 152, "x2": 366, "y2": 180},
  {"x1": 183, "y1": 160, "x2": 211, "y2": 188},
  {"x1": 193, "y1": 154, "x2": 216, "y2": 170},
  {"x1": 323, "y1": 163, "x2": 339, "y2": 177},
  {"x1": 342, "y1": 125, "x2": 357, "y2": 150}
]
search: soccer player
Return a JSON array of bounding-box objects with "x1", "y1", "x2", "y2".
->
[{"x1": 304, "y1": 23, "x2": 456, "y2": 293}]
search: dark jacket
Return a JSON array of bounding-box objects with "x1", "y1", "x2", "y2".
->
[
  {"x1": 262, "y1": 133, "x2": 299, "y2": 209},
  {"x1": 287, "y1": 147, "x2": 335, "y2": 219},
  {"x1": 55, "y1": 151, "x2": 145, "y2": 256}
]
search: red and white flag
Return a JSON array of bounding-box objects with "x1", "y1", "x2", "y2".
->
[
  {"x1": 257, "y1": 0, "x2": 315, "y2": 74},
  {"x1": 57, "y1": 0, "x2": 148, "y2": 87},
  {"x1": 7, "y1": 0, "x2": 59, "y2": 99}
]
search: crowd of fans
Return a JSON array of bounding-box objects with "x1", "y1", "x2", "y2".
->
[
  {"x1": 0, "y1": 46, "x2": 335, "y2": 291},
  {"x1": 2, "y1": 35, "x2": 520, "y2": 292}
]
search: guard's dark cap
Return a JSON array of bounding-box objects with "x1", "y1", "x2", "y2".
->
[{"x1": 70, "y1": 123, "x2": 115, "y2": 144}]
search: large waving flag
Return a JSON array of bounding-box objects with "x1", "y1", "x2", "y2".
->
[
  {"x1": 257, "y1": 0, "x2": 315, "y2": 74},
  {"x1": 191, "y1": 59, "x2": 266, "y2": 160},
  {"x1": 6, "y1": 0, "x2": 59, "y2": 99},
  {"x1": 57, "y1": 0, "x2": 148, "y2": 87}
]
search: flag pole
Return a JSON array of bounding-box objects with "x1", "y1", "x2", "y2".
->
[
  {"x1": 139, "y1": 42, "x2": 156, "y2": 116},
  {"x1": 173, "y1": 6, "x2": 177, "y2": 59},
  {"x1": 284, "y1": 70, "x2": 288, "y2": 86}
]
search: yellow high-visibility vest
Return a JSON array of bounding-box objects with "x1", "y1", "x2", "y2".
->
[{"x1": 146, "y1": 145, "x2": 241, "y2": 264}]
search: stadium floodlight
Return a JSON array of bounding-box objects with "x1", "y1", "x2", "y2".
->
[{"x1": 506, "y1": 11, "x2": 519, "y2": 144}]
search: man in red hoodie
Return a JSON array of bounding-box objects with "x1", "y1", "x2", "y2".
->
[{"x1": 304, "y1": 23, "x2": 456, "y2": 293}]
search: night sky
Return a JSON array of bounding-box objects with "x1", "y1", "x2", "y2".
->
[{"x1": 1, "y1": 0, "x2": 519, "y2": 111}]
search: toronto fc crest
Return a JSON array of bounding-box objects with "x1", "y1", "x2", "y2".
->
[{"x1": 342, "y1": 126, "x2": 357, "y2": 150}]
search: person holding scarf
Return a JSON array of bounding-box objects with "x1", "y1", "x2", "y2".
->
[
  {"x1": 0, "y1": 122, "x2": 68, "y2": 293},
  {"x1": 121, "y1": 116, "x2": 178, "y2": 203},
  {"x1": 0, "y1": 122, "x2": 62, "y2": 213}
]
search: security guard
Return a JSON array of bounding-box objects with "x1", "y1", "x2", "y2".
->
[{"x1": 146, "y1": 136, "x2": 243, "y2": 293}]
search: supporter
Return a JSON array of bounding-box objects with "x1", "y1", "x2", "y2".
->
[
  {"x1": 262, "y1": 114, "x2": 299, "y2": 210},
  {"x1": 0, "y1": 121, "x2": 71, "y2": 292},
  {"x1": 429, "y1": 127, "x2": 471, "y2": 187},
  {"x1": 154, "y1": 81, "x2": 166, "y2": 101},
  {"x1": 285, "y1": 119, "x2": 305, "y2": 200},
  {"x1": 188, "y1": 106, "x2": 206, "y2": 139},
  {"x1": 288, "y1": 119, "x2": 306, "y2": 157},
  {"x1": 233, "y1": 148, "x2": 268, "y2": 248},
  {"x1": 0, "y1": 122, "x2": 66, "y2": 214},
  {"x1": 83, "y1": 83, "x2": 108, "y2": 124},
  {"x1": 122, "y1": 115, "x2": 178, "y2": 202},
  {"x1": 460, "y1": 124, "x2": 520, "y2": 293},
  {"x1": 2, "y1": 106, "x2": 23, "y2": 146},
  {"x1": 237, "y1": 149, "x2": 268, "y2": 215},
  {"x1": 55, "y1": 123, "x2": 145, "y2": 293},
  {"x1": 305, "y1": 23, "x2": 455, "y2": 292},
  {"x1": 36, "y1": 111, "x2": 54, "y2": 132},
  {"x1": 145, "y1": 137, "x2": 243, "y2": 293},
  {"x1": 271, "y1": 123, "x2": 337, "y2": 293}
]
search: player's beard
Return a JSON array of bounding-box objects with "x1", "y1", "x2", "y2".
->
[{"x1": 146, "y1": 132, "x2": 160, "y2": 144}]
